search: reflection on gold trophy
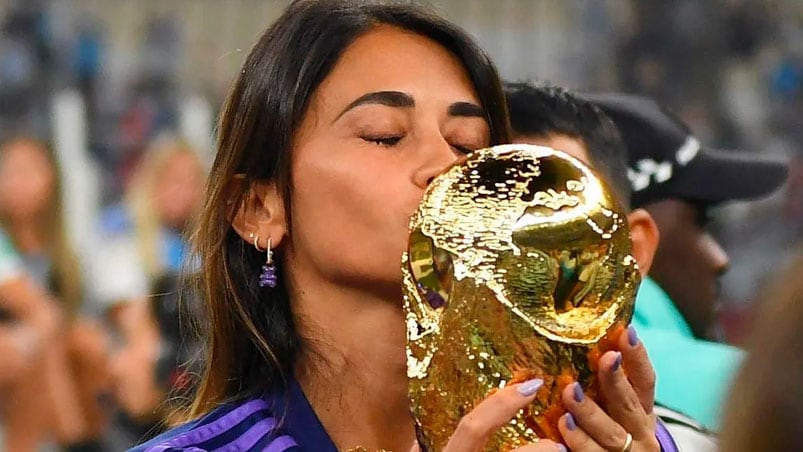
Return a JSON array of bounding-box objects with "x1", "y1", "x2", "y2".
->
[{"x1": 402, "y1": 144, "x2": 640, "y2": 451}]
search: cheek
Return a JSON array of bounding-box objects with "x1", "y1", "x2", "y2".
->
[{"x1": 290, "y1": 151, "x2": 416, "y2": 279}]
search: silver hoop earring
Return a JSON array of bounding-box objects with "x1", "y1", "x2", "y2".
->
[{"x1": 253, "y1": 234, "x2": 265, "y2": 253}]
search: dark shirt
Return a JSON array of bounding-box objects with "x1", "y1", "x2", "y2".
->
[
  {"x1": 131, "y1": 376, "x2": 677, "y2": 451},
  {"x1": 128, "y1": 378, "x2": 335, "y2": 452}
]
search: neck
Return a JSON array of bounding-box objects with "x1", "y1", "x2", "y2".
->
[
  {"x1": 7, "y1": 217, "x2": 45, "y2": 254},
  {"x1": 289, "y1": 272, "x2": 415, "y2": 452}
]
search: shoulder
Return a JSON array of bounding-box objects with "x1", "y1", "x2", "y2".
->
[
  {"x1": 128, "y1": 398, "x2": 301, "y2": 452},
  {"x1": 637, "y1": 328, "x2": 742, "y2": 429},
  {"x1": 638, "y1": 327, "x2": 744, "y2": 365}
]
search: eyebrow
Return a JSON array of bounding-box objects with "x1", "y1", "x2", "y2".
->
[
  {"x1": 335, "y1": 91, "x2": 414, "y2": 121},
  {"x1": 447, "y1": 101, "x2": 486, "y2": 119},
  {"x1": 334, "y1": 91, "x2": 487, "y2": 122}
]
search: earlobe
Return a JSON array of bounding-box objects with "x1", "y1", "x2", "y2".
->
[
  {"x1": 230, "y1": 180, "x2": 287, "y2": 250},
  {"x1": 627, "y1": 209, "x2": 659, "y2": 277}
]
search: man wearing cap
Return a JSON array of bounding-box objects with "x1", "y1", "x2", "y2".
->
[
  {"x1": 585, "y1": 93, "x2": 788, "y2": 429},
  {"x1": 505, "y1": 82, "x2": 788, "y2": 433}
]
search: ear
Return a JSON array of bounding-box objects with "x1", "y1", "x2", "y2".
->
[
  {"x1": 627, "y1": 208, "x2": 659, "y2": 277},
  {"x1": 230, "y1": 179, "x2": 288, "y2": 251}
]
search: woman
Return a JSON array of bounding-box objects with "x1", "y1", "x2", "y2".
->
[
  {"x1": 134, "y1": 1, "x2": 668, "y2": 451},
  {"x1": 719, "y1": 252, "x2": 803, "y2": 452},
  {"x1": 92, "y1": 136, "x2": 206, "y2": 309},
  {"x1": 0, "y1": 138, "x2": 84, "y2": 318},
  {"x1": 0, "y1": 137, "x2": 108, "y2": 451}
]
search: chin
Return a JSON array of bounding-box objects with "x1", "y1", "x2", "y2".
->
[
  {"x1": 374, "y1": 277, "x2": 406, "y2": 304},
  {"x1": 378, "y1": 276, "x2": 406, "y2": 301},
  {"x1": 337, "y1": 266, "x2": 403, "y2": 297}
]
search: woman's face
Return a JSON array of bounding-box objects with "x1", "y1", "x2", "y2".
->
[
  {"x1": 154, "y1": 151, "x2": 205, "y2": 230},
  {"x1": 0, "y1": 140, "x2": 55, "y2": 222},
  {"x1": 286, "y1": 26, "x2": 490, "y2": 296}
]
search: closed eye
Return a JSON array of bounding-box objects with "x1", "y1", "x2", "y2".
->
[
  {"x1": 363, "y1": 135, "x2": 403, "y2": 147},
  {"x1": 451, "y1": 144, "x2": 475, "y2": 155}
]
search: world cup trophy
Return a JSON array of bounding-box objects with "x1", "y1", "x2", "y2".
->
[{"x1": 402, "y1": 144, "x2": 640, "y2": 451}]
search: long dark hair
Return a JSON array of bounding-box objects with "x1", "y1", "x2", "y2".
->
[{"x1": 189, "y1": 0, "x2": 510, "y2": 417}]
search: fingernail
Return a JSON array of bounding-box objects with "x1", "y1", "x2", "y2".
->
[
  {"x1": 517, "y1": 378, "x2": 544, "y2": 396},
  {"x1": 573, "y1": 382, "x2": 584, "y2": 403},
  {"x1": 557, "y1": 444, "x2": 568, "y2": 452},
  {"x1": 628, "y1": 325, "x2": 639, "y2": 347},
  {"x1": 611, "y1": 352, "x2": 623, "y2": 373},
  {"x1": 565, "y1": 413, "x2": 577, "y2": 431}
]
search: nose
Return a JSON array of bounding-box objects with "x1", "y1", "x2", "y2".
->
[
  {"x1": 703, "y1": 233, "x2": 730, "y2": 275},
  {"x1": 411, "y1": 135, "x2": 464, "y2": 188}
]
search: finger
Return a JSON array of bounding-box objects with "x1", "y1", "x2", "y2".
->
[
  {"x1": 598, "y1": 350, "x2": 653, "y2": 439},
  {"x1": 619, "y1": 325, "x2": 656, "y2": 414},
  {"x1": 561, "y1": 382, "x2": 629, "y2": 451},
  {"x1": 557, "y1": 413, "x2": 605, "y2": 452},
  {"x1": 513, "y1": 439, "x2": 568, "y2": 452},
  {"x1": 444, "y1": 378, "x2": 544, "y2": 452}
]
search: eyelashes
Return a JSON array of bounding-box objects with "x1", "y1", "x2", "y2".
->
[
  {"x1": 450, "y1": 144, "x2": 474, "y2": 155},
  {"x1": 361, "y1": 135, "x2": 477, "y2": 155},
  {"x1": 362, "y1": 135, "x2": 403, "y2": 147}
]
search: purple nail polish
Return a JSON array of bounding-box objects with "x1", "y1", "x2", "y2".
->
[
  {"x1": 573, "y1": 382, "x2": 584, "y2": 403},
  {"x1": 565, "y1": 413, "x2": 577, "y2": 431},
  {"x1": 517, "y1": 378, "x2": 544, "y2": 396},
  {"x1": 557, "y1": 444, "x2": 568, "y2": 452},
  {"x1": 628, "y1": 325, "x2": 639, "y2": 347},
  {"x1": 611, "y1": 352, "x2": 623, "y2": 373}
]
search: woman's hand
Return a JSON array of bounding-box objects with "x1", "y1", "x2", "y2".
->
[
  {"x1": 439, "y1": 378, "x2": 567, "y2": 452},
  {"x1": 414, "y1": 326, "x2": 661, "y2": 452},
  {"x1": 557, "y1": 326, "x2": 660, "y2": 452}
]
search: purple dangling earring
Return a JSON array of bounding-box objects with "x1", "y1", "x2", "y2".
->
[{"x1": 254, "y1": 235, "x2": 277, "y2": 288}]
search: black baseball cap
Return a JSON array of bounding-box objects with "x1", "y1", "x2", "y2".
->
[{"x1": 584, "y1": 93, "x2": 788, "y2": 208}]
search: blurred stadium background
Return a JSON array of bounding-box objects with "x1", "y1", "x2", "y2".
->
[{"x1": 0, "y1": 0, "x2": 800, "y2": 342}]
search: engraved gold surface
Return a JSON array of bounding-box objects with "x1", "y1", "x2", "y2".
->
[{"x1": 402, "y1": 144, "x2": 640, "y2": 451}]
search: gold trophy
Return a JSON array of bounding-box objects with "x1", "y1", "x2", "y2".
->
[{"x1": 402, "y1": 144, "x2": 640, "y2": 451}]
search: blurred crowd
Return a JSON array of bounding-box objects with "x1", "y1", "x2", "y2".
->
[
  {"x1": 0, "y1": 135, "x2": 205, "y2": 451},
  {"x1": 0, "y1": 0, "x2": 799, "y2": 450}
]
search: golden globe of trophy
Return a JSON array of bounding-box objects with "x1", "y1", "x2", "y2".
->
[{"x1": 402, "y1": 144, "x2": 640, "y2": 451}]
